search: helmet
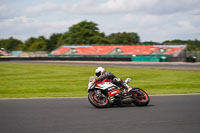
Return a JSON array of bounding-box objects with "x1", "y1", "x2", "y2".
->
[{"x1": 95, "y1": 67, "x2": 105, "y2": 77}]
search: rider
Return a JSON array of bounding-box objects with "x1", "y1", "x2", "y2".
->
[{"x1": 95, "y1": 67, "x2": 128, "y2": 90}]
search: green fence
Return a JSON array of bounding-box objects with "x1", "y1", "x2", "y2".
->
[{"x1": 131, "y1": 55, "x2": 172, "y2": 62}]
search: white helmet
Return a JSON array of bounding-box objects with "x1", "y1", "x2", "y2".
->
[{"x1": 95, "y1": 67, "x2": 105, "y2": 77}]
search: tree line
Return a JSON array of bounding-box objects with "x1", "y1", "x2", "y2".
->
[{"x1": 0, "y1": 20, "x2": 200, "y2": 52}]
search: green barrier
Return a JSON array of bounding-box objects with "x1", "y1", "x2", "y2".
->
[
  {"x1": 131, "y1": 55, "x2": 172, "y2": 62},
  {"x1": 132, "y1": 56, "x2": 159, "y2": 62}
]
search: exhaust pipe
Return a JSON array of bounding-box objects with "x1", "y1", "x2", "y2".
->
[{"x1": 122, "y1": 98, "x2": 134, "y2": 104}]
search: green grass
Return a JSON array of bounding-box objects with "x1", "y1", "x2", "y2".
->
[{"x1": 0, "y1": 62, "x2": 200, "y2": 98}]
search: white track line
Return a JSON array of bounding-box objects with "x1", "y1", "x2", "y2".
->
[
  {"x1": 149, "y1": 93, "x2": 200, "y2": 96},
  {"x1": 0, "y1": 93, "x2": 200, "y2": 100}
]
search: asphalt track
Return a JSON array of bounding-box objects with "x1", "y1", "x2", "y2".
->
[
  {"x1": 0, "y1": 94, "x2": 200, "y2": 133},
  {"x1": 1, "y1": 60, "x2": 200, "y2": 70}
]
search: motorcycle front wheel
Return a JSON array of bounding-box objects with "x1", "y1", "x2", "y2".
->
[
  {"x1": 131, "y1": 88, "x2": 150, "y2": 106},
  {"x1": 88, "y1": 90, "x2": 109, "y2": 108}
]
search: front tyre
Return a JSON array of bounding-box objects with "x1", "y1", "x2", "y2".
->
[
  {"x1": 88, "y1": 90, "x2": 109, "y2": 108},
  {"x1": 131, "y1": 88, "x2": 150, "y2": 106}
]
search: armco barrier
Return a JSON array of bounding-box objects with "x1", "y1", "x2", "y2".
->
[
  {"x1": 48, "y1": 54, "x2": 171, "y2": 62},
  {"x1": 0, "y1": 56, "x2": 132, "y2": 61},
  {"x1": 2, "y1": 55, "x2": 192, "y2": 62},
  {"x1": 166, "y1": 57, "x2": 197, "y2": 62},
  {"x1": 48, "y1": 54, "x2": 132, "y2": 58}
]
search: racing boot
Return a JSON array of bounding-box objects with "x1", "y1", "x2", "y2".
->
[{"x1": 122, "y1": 82, "x2": 132, "y2": 92}]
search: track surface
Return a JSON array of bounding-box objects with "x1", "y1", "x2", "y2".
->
[
  {"x1": 0, "y1": 95, "x2": 200, "y2": 133},
  {"x1": 1, "y1": 61, "x2": 200, "y2": 70}
]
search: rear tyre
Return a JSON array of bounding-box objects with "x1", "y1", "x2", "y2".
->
[
  {"x1": 131, "y1": 88, "x2": 150, "y2": 106},
  {"x1": 88, "y1": 90, "x2": 109, "y2": 108}
]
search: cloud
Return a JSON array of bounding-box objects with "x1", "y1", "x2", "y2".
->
[
  {"x1": 26, "y1": 2, "x2": 68, "y2": 16},
  {"x1": 1, "y1": 0, "x2": 200, "y2": 42},
  {"x1": 24, "y1": 0, "x2": 200, "y2": 17},
  {"x1": 0, "y1": 4, "x2": 17, "y2": 19},
  {"x1": 0, "y1": 15, "x2": 79, "y2": 41},
  {"x1": 117, "y1": 12, "x2": 200, "y2": 41},
  {"x1": 69, "y1": 0, "x2": 200, "y2": 15}
]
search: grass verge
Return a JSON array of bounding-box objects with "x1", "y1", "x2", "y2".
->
[{"x1": 0, "y1": 62, "x2": 200, "y2": 98}]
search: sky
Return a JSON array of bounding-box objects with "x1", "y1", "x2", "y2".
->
[{"x1": 0, "y1": 0, "x2": 200, "y2": 42}]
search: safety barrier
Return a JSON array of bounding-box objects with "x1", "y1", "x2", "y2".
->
[
  {"x1": 0, "y1": 56, "x2": 132, "y2": 61},
  {"x1": 131, "y1": 55, "x2": 172, "y2": 62},
  {"x1": 1, "y1": 55, "x2": 195, "y2": 62}
]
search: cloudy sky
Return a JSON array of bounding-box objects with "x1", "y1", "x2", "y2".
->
[{"x1": 0, "y1": 0, "x2": 200, "y2": 42}]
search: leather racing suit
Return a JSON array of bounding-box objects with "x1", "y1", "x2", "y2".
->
[{"x1": 97, "y1": 71, "x2": 124, "y2": 88}]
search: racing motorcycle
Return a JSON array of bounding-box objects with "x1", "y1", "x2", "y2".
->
[{"x1": 88, "y1": 76, "x2": 150, "y2": 108}]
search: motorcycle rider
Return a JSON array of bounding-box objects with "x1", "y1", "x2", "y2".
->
[{"x1": 95, "y1": 67, "x2": 129, "y2": 91}]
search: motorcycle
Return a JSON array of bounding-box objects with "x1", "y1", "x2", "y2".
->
[{"x1": 88, "y1": 76, "x2": 150, "y2": 108}]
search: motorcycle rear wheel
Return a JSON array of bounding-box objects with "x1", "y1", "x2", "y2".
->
[
  {"x1": 88, "y1": 90, "x2": 109, "y2": 108},
  {"x1": 131, "y1": 88, "x2": 150, "y2": 106}
]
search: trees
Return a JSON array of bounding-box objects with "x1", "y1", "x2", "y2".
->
[
  {"x1": 163, "y1": 40, "x2": 187, "y2": 45},
  {"x1": 23, "y1": 36, "x2": 48, "y2": 51},
  {"x1": 1, "y1": 20, "x2": 200, "y2": 52},
  {"x1": 89, "y1": 35, "x2": 110, "y2": 44},
  {"x1": 0, "y1": 37, "x2": 22, "y2": 51},
  {"x1": 142, "y1": 41, "x2": 161, "y2": 45},
  {"x1": 23, "y1": 37, "x2": 37, "y2": 51},
  {"x1": 162, "y1": 39, "x2": 200, "y2": 51},
  {"x1": 107, "y1": 32, "x2": 140, "y2": 44},
  {"x1": 187, "y1": 39, "x2": 200, "y2": 51},
  {"x1": 60, "y1": 20, "x2": 109, "y2": 44},
  {"x1": 0, "y1": 21, "x2": 141, "y2": 51},
  {"x1": 47, "y1": 33, "x2": 63, "y2": 51}
]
